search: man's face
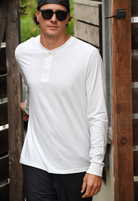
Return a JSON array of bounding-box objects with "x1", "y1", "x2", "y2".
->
[{"x1": 36, "y1": 4, "x2": 70, "y2": 39}]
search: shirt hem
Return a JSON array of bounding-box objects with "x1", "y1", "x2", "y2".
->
[{"x1": 20, "y1": 159, "x2": 88, "y2": 174}]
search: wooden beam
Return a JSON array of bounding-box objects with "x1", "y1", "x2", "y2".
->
[
  {"x1": 0, "y1": 129, "x2": 8, "y2": 155},
  {"x1": 112, "y1": 0, "x2": 134, "y2": 201},
  {"x1": 0, "y1": 183, "x2": 9, "y2": 201},
  {"x1": 0, "y1": 74, "x2": 7, "y2": 99},
  {"x1": 0, "y1": 155, "x2": 9, "y2": 182},
  {"x1": 0, "y1": 0, "x2": 9, "y2": 48},
  {"x1": 132, "y1": 23, "x2": 138, "y2": 50},
  {"x1": 133, "y1": 119, "x2": 138, "y2": 145},
  {"x1": 0, "y1": 102, "x2": 8, "y2": 126},
  {"x1": 132, "y1": 55, "x2": 138, "y2": 82},
  {"x1": 5, "y1": 0, "x2": 24, "y2": 200},
  {"x1": 131, "y1": 0, "x2": 138, "y2": 17}
]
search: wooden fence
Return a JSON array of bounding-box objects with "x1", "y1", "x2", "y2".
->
[{"x1": 0, "y1": 0, "x2": 23, "y2": 200}]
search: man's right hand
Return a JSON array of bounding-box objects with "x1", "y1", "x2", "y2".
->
[{"x1": 20, "y1": 102, "x2": 29, "y2": 121}]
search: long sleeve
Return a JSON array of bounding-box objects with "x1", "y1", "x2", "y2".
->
[
  {"x1": 15, "y1": 49, "x2": 30, "y2": 115},
  {"x1": 19, "y1": 68, "x2": 29, "y2": 115},
  {"x1": 86, "y1": 50, "x2": 108, "y2": 177}
]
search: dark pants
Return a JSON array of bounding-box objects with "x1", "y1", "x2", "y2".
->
[{"x1": 22, "y1": 165, "x2": 93, "y2": 201}]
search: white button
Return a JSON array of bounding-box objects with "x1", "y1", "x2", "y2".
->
[
  {"x1": 44, "y1": 72, "x2": 48, "y2": 76},
  {"x1": 46, "y1": 63, "x2": 49, "y2": 66},
  {"x1": 47, "y1": 52, "x2": 51, "y2": 56}
]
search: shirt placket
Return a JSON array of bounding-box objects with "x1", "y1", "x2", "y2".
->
[{"x1": 41, "y1": 51, "x2": 53, "y2": 82}]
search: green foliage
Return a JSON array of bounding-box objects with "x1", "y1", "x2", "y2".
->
[
  {"x1": 65, "y1": 0, "x2": 74, "y2": 36},
  {"x1": 20, "y1": 0, "x2": 74, "y2": 42}
]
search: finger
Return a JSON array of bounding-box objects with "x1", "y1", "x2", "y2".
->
[
  {"x1": 82, "y1": 184, "x2": 92, "y2": 198},
  {"x1": 82, "y1": 181, "x2": 101, "y2": 198},
  {"x1": 92, "y1": 182, "x2": 102, "y2": 196},
  {"x1": 81, "y1": 177, "x2": 87, "y2": 193},
  {"x1": 26, "y1": 115, "x2": 29, "y2": 121},
  {"x1": 91, "y1": 185, "x2": 98, "y2": 196},
  {"x1": 98, "y1": 184, "x2": 101, "y2": 192},
  {"x1": 23, "y1": 115, "x2": 29, "y2": 121},
  {"x1": 23, "y1": 116, "x2": 27, "y2": 121},
  {"x1": 23, "y1": 117, "x2": 28, "y2": 122}
]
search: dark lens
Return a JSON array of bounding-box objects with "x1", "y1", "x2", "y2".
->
[
  {"x1": 56, "y1": 11, "x2": 68, "y2": 21},
  {"x1": 42, "y1": 10, "x2": 53, "y2": 20}
]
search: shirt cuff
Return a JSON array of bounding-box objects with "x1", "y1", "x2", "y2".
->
[{"x1": 87, "y1": 162, "x2": 104, "y2": 177}]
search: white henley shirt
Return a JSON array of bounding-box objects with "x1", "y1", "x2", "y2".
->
[{"x1": 15, "y1": 35, "x2": 108, "y2": 177}]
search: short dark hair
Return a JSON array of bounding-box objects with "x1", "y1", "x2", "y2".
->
[{"x1": 33, "y1": 14, "x2": 40, "y2": 26}]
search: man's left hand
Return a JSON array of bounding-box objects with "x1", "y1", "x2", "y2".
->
[{"x1": 81, "y1": 173, "x2": 102, "y2": 198}]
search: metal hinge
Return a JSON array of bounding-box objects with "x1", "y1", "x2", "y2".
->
[
  {"x1": 105, "y1": 9, "x2": 126, "y2": 20},
  {"x1": 18, "y1": 5, "x2": 27, "y2": 15}
]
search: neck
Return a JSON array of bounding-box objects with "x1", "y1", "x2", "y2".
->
[{"x1": 40, "y1": 33, "x2": 70, "y2": 50}]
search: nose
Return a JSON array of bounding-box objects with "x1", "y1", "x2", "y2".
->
[{"x1": 50, "y1": 13, "x2": 57, "y2": 22}]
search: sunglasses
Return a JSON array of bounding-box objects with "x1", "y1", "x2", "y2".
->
[{"x1": 40, "y1": 9, "x2": 69, "y2": 21}]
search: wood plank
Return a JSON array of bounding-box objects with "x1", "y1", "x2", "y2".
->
[
  {"x1": 112, "y1": 0, "x2": 134, "y2": 200},
  {"x1": 0, "y1": 0, "x2": 9, "y2": 48},
  {"x1": 73, "y1": 0, "x2": 102, "y2": 6},
  {"x1": 6, "y1": 0, "x2": 24, "y2": 200},
  {"x1": 132, "y1": 23, "x2": 138, "y2": 50},
  {"x1": 0, "y1": 47, "x2": 6, "y2": 75},
  {"x1": 132, "y1": 55, "x2": 138, "y2": 82},
  {"x1": 134, "y1": 182, "x2": 138, "y2": 201},
  {"x1": 133, "y1": 119, "x2": 138, "y2": 145},
  {"x1": 131, "y1": 0, "x2": 138, "y2": 17},
  {"x1": 134, "y1": 151, "x2": 138, "y2": 176},
  {"x1": 132, "y1": 88, "x2": 138, "y2": 113},
  {"x1": 0, "y1": 155, "x2": 9, "y2": 182},
  {"x1": 0, "y1": 183, "x2": 9, "y2": 201},
  {"x1": 0, "y1": 129, "x2": 8, "y2": 155},
  {"x1": 74, "y1": 3, "x2": 101, "y2": 26},
  {"x1": 0, "y1": 74, "x2": 7, "y2": 99},
  {"x1": 74, "y1": 21, "x2": 101, "y2": 47},
  {"x1": 0, "y1": 102, "x2": 8, "y2": 126}
]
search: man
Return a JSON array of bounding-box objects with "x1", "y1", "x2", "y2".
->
[{"x1": 15, "y1": 0, "x2": 108, "y2": 200}]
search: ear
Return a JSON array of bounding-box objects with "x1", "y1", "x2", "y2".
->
[
  {"x1": 36, "y1": 10, "x2": 40, "y2": 22},
  {"x1": 65, "y1": 13, "x2": 71, "y2": 26},
  {"x1": 67, "y1": 13, "x2": 71, "y2": 23}
]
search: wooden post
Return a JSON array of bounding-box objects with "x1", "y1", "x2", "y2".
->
[
  {"x1": 0, "y1": 0, "x2": 9, "y2": 49},
  {"x1": 112, "y1": 0, "x2": 134, "y2": 201},
  {"x1": 6, "y1": 0, "x2": 24, "y2": 200}
]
